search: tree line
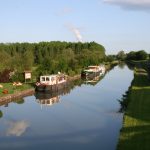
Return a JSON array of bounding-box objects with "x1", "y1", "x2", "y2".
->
[
  {"x1": 106, "y1": 50, "x2": 149, "y2": 62},
  {"x1": 0, "y1": 41, "x2": 105, "y2": 81}
]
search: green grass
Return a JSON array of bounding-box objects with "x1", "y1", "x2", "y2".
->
[
  {"x1": 0, "y1": 83, "x2": 34, "y2": 97},
  {"x1": 117, "y1": 69, "x2": 150, "y2": 150},
  {"x1": 105, "y1": 61, "x2": 119, "y2": 70}
]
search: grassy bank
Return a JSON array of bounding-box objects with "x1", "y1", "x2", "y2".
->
[
  {"x1": 105, "y1": 61, "x2": 119, "y2": 71},
  {"x1": 117, "y1": 69, "x2": 150, "y2": 150},
  {"x1": 0, "y1": 83, "x2": 34, "y2": 97},
  {"x1": 127, "y1": 60, "x2": 150, "y2": 70}
]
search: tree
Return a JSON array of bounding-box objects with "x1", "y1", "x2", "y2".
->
[
  {"x1": 126, "y1": 50, "x2": 148, "y2": 61},
  {"x1": 23, "y1": 49, "x2": 34, "y2": 70},
  {"x1": 0, "y1": 41, "x2": 106, "y2": 79},
  {"x1": 0, "y1": 50, "x2": 12, "y2": 71},
  {"x1": 126, "y1": 51, "x2": 137, "y2": 60},
  {"x1": 117, "y1": 50, "x2": 126, "y2": 60},
  {"x1": 136, "y1": 50, "x2": 148, "y2": 60}
]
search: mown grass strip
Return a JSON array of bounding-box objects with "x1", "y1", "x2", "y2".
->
[{"x1": 117, "y1": 69, "x2": 150, "y2": 150}]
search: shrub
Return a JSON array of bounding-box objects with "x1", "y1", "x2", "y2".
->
[
  {"x1": 0, "y1": 69, "x2": 12, "y2": 83},
  {"x1": 10, "y1": 72, "x2": 24, "y2": 82}
]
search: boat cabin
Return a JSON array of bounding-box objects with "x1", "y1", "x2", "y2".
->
[
  {"x1": 87, "y1": 66, "x2": 100, "y2": 72},
  {"x1": 40, "y1": 75, "x2": 57, "y2": 85},
  {"x1": 39, "y1": 74, "x2": 66, "y2": 85}
]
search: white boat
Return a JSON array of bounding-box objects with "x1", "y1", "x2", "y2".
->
[
  {"x1": 81, "y1": 65, "x2": 105, "y2": 79},
  {"x1": 35, "y1": 74, "x2": 67, "y2": 92}
]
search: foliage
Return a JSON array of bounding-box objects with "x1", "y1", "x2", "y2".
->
[
  {"x1": 0, "y1": 69, "x2": 12, "y2": 83},
  {"x1": 67, "y1": 69, "x2": 76, "y2": 76},
  {"x1": 126, "y1": 50, "x2": 148, "y2": 61},
  {"x1": 105, "y1": 55, "x2": 117, "y2": 62},
  {"x1": 117, "y1": 50, "x2": 126, "y2": 60},
  {"x1": 14, "y1": 99, "x2": 25, "y2": 104},
  {"x1": 0, "y1": 41, "x2": 105, "y2": 79},
  {"x1": 10, "y1": 72, "x2": 25, "y2": 82}
]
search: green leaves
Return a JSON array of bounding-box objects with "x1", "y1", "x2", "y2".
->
[{"x1": 0, "y1": 41, "x2": 106, "y2": 78}]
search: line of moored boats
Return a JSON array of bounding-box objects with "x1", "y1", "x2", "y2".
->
[{"x1": 35, "y1": 65, "x2": 105, "y2": 92}]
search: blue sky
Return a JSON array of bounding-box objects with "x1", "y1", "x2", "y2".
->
[{"x1": 0, "y1": 0, "x2": 150, "y2": 54}]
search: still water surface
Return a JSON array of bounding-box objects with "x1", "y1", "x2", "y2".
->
[{"x1": 0, "y1": 65, "x2": 133, "y2": 150}]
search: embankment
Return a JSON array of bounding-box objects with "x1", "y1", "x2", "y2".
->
[
  {"x1": 105, "y1": 61, "x2": 119, "y2": 71},
  {"x1": 117, "y1": 68, "x2": 150, "y2": 150},
  {"x1": 0, "y1": 89, "x2": 34, "y2": 104}
]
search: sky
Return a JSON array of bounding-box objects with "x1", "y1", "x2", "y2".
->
[{"x1": 0, "y1": 0, "x2": 150, "y2": 54}]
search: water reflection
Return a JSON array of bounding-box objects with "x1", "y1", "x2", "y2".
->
[
  {"x1": 35, "y1": 75, "x2": 104, "y2": 108},
  {"x1": 0, "y1": 98, "x2": 25, "y2": 107},
  {"x1": 6, "y1": 120, "x2": 29, "y2": 137},
  {"x1": 34, "y1": 81, "x2": 79, "y2": 107},
  {"x1": 36, "y1": 95, "x2": 60, "y2": 107},
  {"x1": 0, "y1": 110, "x2": 3, "y2": 118},
  {"x1": 118, "y1": 62, "x2": 126, "y2": 69},
  {"x1": 82, "y1": 75, "x2": 105, "y2": 86},
  {"x1": 0, "y1": 65, "x2": 134, "y2": 150}
]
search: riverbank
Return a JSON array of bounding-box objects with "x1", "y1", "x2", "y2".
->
[
  {"x1": 105, "y1": 61, "x2": 119, "y2": 71},
  {"x1": 0, "y1": 83, "x2": 34, "y2": 102},
  {"x1": 126, "y1": 60, "x2": 150, "y2": 72},
  {"x1": 0, "y1": 88, "x2": 34, "y2": 104},
  {"x1": 117, "y1": 68, "x2": 150, "y2": 150},
  {"x1": 0, "y1": 62, "x2": 115, "y2": 103},
  {"x1": 0, "y1": 76, "x2": 81, "y2": 103}
]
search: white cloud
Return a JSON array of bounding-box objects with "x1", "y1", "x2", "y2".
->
[
  {"x1": 66, "y1": 24, "x2": 83, "y2": 42},
  {"x1": 103, "y1": 0, "x2": 150, "y2": 10},
  {"x1": 6, "y1": 120, "x2": 29, "y2": 137}
]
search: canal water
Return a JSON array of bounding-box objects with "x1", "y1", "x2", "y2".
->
[{"x1": 0, "y1": 65, "x2": 133, "y2": 150}]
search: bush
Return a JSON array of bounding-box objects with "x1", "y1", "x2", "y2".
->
[
  {"x1": 0, "y1": 69, "x2": 12, "y2": 83},
  {"x1": 68, "y1": 70, "x2": 76, "y2": 76},
  {"x1": 10, "y1": 72, "x2": 24, "y2": 82}
]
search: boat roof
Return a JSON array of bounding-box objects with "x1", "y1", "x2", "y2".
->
[
  {"x1": 40, "y1": 75, "x2": 58, "y2": 78},
  {"x1": 40, "y1": 74, "x2": 65, "y2": 78}
]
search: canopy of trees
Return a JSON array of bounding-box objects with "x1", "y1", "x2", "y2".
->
[
  {"x1": 126, "y1": 50, "x2": 148, "y2": 61},
  {"x1": 117, "y1": 50, "x2": 126, "y2": 60},
  {"x1": 0, "y1": 41, "x2": 105, "y2": 78}
]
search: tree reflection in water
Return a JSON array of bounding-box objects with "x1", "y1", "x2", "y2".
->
[{"x1": 0, "y1": 110, "x2": 3, "y2": 118}]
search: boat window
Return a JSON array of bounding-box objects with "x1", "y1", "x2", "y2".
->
[
  {"x1": 46, "y1": 77, "x2": 50, "y2": 81},
  {"x1": 42, "y1": 77, "x2": 45, "y2": 81}
]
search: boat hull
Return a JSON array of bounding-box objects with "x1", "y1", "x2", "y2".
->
[
  {"x1": 35, "y1": 82, "x2": 67, "y2": 92},
  {"x1": 81, "y1": 70, "x2": 101, "y2": 79}
]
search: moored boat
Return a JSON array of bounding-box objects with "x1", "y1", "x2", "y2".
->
[
  {"x1": 35, "y1": 74, "x2": 67, "y2": 92},
  {"x1": 81, "y1": 65, "x2": 105, "y2": 79}
]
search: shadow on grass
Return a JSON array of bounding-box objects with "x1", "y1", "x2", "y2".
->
[
  {"x1": 126, "y1": 88, "x2": 150, "y2": 122},
  {"x1": 132, "y1": 73, "x2": 150, "y2": 87},
  {"x1": 118, "y1": 125, "x2": 150, "y2": 150},
  {"x1": 118, "y1": 70, "x2": 150, "y2": 150}
]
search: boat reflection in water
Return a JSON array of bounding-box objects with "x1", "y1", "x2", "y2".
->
[
  {"x1": 82, "y1": 73, "x2": 105, "y2": 86},
  {"x1": 35, "y1": 74, "x2": 105, "y2": 107},
  {"x1": 35, "y1": 92, "x2": 60, "y2": 107},
  {"x1": 34, "y1": 80, "x2": 81, "y2": 107}
]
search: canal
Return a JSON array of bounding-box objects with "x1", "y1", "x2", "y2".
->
[{"x1": 0, "y1": 65, "x2": 133, "y2": 150}]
